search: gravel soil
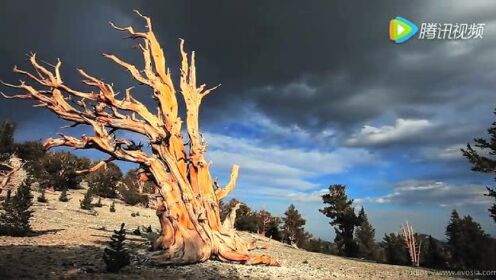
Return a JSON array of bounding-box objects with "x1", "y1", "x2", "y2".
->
[{"x1": 0, "y1": 189, "x2": 464, "y2": 279}]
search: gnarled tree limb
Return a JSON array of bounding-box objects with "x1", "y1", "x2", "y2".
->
[
  {"x1": 216, "y1": 165, "x2": 240, "y2": 200},
  {"x1": 1, "y1": 11, "x2": 278, "y2": 266}
]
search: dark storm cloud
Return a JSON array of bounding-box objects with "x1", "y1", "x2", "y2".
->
[
  {"x1": 0, "y1": 0, "x2": 411, "y2": 125},
  {"x1": 1, "y1": 0, "x2": 496, "y2": 151}
]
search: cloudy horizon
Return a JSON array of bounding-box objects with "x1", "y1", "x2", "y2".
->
[{"x1": 1, "y1": 0, "x2": 495, "y2": 241}]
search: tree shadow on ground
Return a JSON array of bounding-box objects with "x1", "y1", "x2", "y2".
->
[
  {"x1": 0, "y1": 244, "x2": 242, "y2": 279},
  {"x1": 0, "y1": 228, "x2": 65, "y2": 237},
  {"x1": 28, "y1": 228, "x2": 65, "y2": 236},
  {"x1": 90, "y1": 233, "x2": 146, "y2": 243}
]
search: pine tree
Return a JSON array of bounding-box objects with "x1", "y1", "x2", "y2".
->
[
  {"x1": 462, "y1": 109, "x2": 496, "y2": 222},
  {"x1": 445, "y1": 209, "x2": 462, "y2": 267},
  {"x1": 423, "y1": 235, "x2": 446, "y2": 269},
  {"x1": 103, "y1": 223, "x2": 130, "y2": 272},
  {"x1": 266, "y1": 216, "x2": 283, "y2": 241},
  {"x1": 256, "y1": 210, "x2": 271, "y2": 235},
  {"x1": 320, "y1": 184, "x2": 359, "y2": 257},
  {"x1": 487, "y1": 187, "x2": 496, "y2": 223},
  {"x1": 37, "y1": 188, "x2": 48, "y2": 203},
  {"x1": 0, "y1": 120, "x2": 15, "y2": 155},
  {"x1": 80, "y1": 189, "x2": 93, "y2": 210},
  {"x1": 355, "y1": 206, "x2": 377, "y2": 260},
  {"x1": 381, "y1": 233, "x2": 409, "y2": 265},
  {"x1": 59, "y1": 188, "x2": 69, "y2": 202},
  {"x1": 38, "y1": 151, "x2": 90, "y2": 190},
  {"x1": 446, "y1": 209, "x2": 494, "y2": 269},
  {"x1": 109, "y1": 201, "x2": 116, "y2": 212},
  {"x1": 282, "y1": 204, "x2": 307, "y2": 248},
  {"x1": 0, "y1": 183, "x2": 33, "y2": 236},
  {"x1": 94, "y1": 197, "x2": 103, "y2": 207}
]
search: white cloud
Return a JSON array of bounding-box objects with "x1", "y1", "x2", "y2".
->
[
  {"x1": 204, "y1": 132, "x2": 376, "y2": 198},
  {"x1": 245, "y1": 112, "x2": 337, "y2": 146},
  {"x1": 346, "y1": 118, "x2": 434, "y2": 147},
  {"x1": 435, "y1": 144, "x2": 465, "y2": 160},
  {"x1": 358, "y1": 180, "x2": 491, "y2": 207}
]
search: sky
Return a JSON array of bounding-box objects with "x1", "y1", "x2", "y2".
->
[{"x1": 0, "y1": 0, "x2": 495, "y2": 241}]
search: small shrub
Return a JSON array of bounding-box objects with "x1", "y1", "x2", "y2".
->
[
  {"x1": 131, "y1": 211, "x2": 140, "y2": 217},
  {"x1": 117, "y1": 183, "x2": 148, "y2": 206},
  {"x1": 0, "y1": 183, "x2": 34, "y2": 236},
  {"x1": 145, "y1": 225, "x2": 152, "y2": 233},
  {"x1": 80, "y1": 189, "x2": 93, "y2": 210},
  {"x1": 132, "y1": 226, "x2": 141, "y2": 236},
  {"x1": 37, "y1": 189, "x2": 48, "y2": 203},
  {"x1": 59, "y1": 189, "x2": 69, "y2": 202},
  {"x1": 109, "y1": 201, "x2": 116, "y2": 212},
  {"x1": 103, "y1": 223, "x2": 130, "y2": 273},
  {"x1": 94, "y1": 197, "x2": 103, "y2": 208}
]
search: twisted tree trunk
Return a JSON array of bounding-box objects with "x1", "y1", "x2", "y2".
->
[{"x1": 0, "y1": 11, "x2": 278, "y2": 266}]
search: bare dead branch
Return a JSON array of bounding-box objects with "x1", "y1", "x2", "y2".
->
[
  {"x1": 76, "y1": 157, "x2": 115, "y2": 174},
  {"x1": 216, "y1": 165, "x2": 240, "y2": 200}
]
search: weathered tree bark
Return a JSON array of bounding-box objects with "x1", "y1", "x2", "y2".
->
[
  {"x1": 0, "y1": 11, "x2": 278, "y2": 266},
  {"x1": 0, "y1": 155, "x2": 27, "y2": 195}
]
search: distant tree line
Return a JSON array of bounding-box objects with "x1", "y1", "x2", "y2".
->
[
  {"x1": 0, "y1": 119, "x2": 149, "y2": 207},
  {"x1": 318, "y1": 184, "x2": 496, "y2": 270},
  {"x1": 217, "y1": 182, "x2": 495, "y2": 271}
]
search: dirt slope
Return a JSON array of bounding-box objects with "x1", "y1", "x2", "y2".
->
[{"x1": 0, "y1": 189, "x2": 462, "y2": 280}]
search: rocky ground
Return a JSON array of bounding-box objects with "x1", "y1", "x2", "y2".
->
[{"x1": 0, "y1": 189, "x2": 464, "y2": 280}]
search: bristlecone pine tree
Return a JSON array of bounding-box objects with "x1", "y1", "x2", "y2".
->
[
  {"x1": 355, "y1": 206, "x2": 377, "y2": 260},
  {"x1": 320, "y1": 184, "x2": 360, "y2": 257},
  {"x1": 59, "y1": 188, "x2": 69, "y2": 202},
  {"x1": 80, "y1": 189, "x2": 93, "y2": 210},
  {"x1": 445, "y1": 209, "x2": 494, "y2": 269},
  {"x1": 0, "y1": 183, "x2": 33, "y2": 236},
  {"x1": 462, "y1": 109, "x2": 496, "y2": 223},
  {"x1": 37, "y1": 188, "x2": 48, "y2": 203},
  {"x1": 109, "y1": 201, "x2": 116, "y2": 212},
  {"x1": 382, "y1": 232, "x2": 409, "y2": 265},
  {"x1": 424, "y1": 235, "x2": 446, "y2": 269},
  {"x1": 282, "y1": 204, "x2": 307, "y2": 248},
  {"x1": 103, "y1": 223, "x2": 131, "y2": 273},
  {"x1": 0, "y1": 11, "x2": 277, "y2": 265}
]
